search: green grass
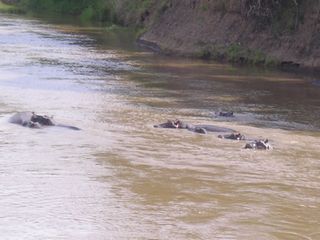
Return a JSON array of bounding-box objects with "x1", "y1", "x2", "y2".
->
[
  {"x1": 197, "y1": 43, "x2": 278, "y2": 67},
  {"x1": 0, "y1": 2, "x2": 16, "y2": 12},
  {"x1": 17, "y1": 0, "x2": 114, "y2": 22}
]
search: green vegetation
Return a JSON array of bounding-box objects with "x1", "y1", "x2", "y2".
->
[
  {"x1": 112, "y1": 0, "x2": 170, "y2": 27},
  {"x1": 244, "y1": 0, "x2": 306, "y2": 34},
  {"x1": 15, "y1": 0, "x2": 172, "y2": 25},
  {"x1": 201, "y1": 4, "x2": 209, "y2": 11},
  {"x1": 4, "y1": 0, "x2": 314, "y2": 68},
  {"x1": 5, "y1": 0, "x2": 171, "y2": 45},
  {"x1": 18, "y1": 0, "x2": 115, "y2": 21},
  {"x1": 270, "y1": 0, "x2": 305, "y2": 34},
  {"x1": 0, "y1": 1, "x2": 18, "y2": 12},
  {"x1": 198, "y1": 44, "x2": 278, "y2": 67},
  {"x1": 121, "y1": 0, "x2": 152, "y2": 14},
  {"x1": 15, "y1": 0, "x2": 309, "y2": 33}
]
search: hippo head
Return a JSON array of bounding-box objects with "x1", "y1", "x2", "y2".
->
[
  {"x1": 218, "y1": 111, "x2": 234, "y2": 117},
  {"x1": 27, "y1": 121, "x2": 42, "y2": 129},
  {"x1": 173, "y1": 119, "x2": 188, "y2": 129},
  {"x1": 230, "y1": 133, "x2": 245, "y2": 140},
  {"x1": 31, "y1": 113, "x2": 54, "y2": 126},
  {"x1": 255, "y1": 139, "x2": 271, "y2": 150},
  {"x1": 154, "y1": 120, "x2": 179, "y2": 128},
  {"x1": 218, "y1": 132, "x2": 245, "y2": 140},
  {"x1": 245, "y1": 139, "x2": 271, "y2": 150}
]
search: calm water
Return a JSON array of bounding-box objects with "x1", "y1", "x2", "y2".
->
[{"x1": 0, "y1": 13, "x2": 320, "y2": 240}]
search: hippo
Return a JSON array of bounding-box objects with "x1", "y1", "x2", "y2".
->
[
  {"x1": 9, "y1": 112, "x2": 80, "y2": 130},
  {"x1": 217, "y1": 111, "x2": 234, "y2": 117},
  {"x1": 154, "y1": 119, "x2": 235, "y2": 134},
  {"x1": 218, "y1": 132, "x2": 245, "y2": 140},
  {"x1": 244, "y1": 139, "x2": 271, "y2": 150}
]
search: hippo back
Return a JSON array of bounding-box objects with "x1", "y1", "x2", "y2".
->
[
  {"x1": 195, "y1": 125, "x2": 235, "y2": 133},
  {"x1": 154, "y1": 120, "x2": 177, "y2": 128},
  {"x1": 56, "y1": 124, "x2": 81, "y2": 131}
]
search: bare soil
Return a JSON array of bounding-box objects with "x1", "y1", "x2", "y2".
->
[{"x1": 138, "y1": 0, "x2": 320, "y2": 70}]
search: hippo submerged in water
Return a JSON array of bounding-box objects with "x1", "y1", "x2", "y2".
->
[
  {"x1": 218, "y1": 134, "x2": 272, "y2": 149},
  {"x1": 9, "y1": 112, "x2": 80, "y2": 130},
  {"x1": 154, "y1": 119, "x2": 273, "y2": 149},
  {"x1": 218, "y1": 132, "x2": 245, "y2": 140},
  {"x1": 244, "y1": 139, "x2": 271, "y2": 150},
  {"x1": 154, "y1": 119, "x2": 236, "y2": 135},
  {"x1": 216, "y1": 111, "x2": 234, "y2": 117}
]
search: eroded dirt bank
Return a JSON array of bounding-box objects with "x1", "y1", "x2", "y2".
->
[
  {"x1": 3, "y1": 0, "x2": 320, "y2": 70},
  {"x1": 135, "y1": 0, "x2": 320, "y2": 70}
]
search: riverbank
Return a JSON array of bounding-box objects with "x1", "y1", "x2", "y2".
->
[
  {"x1": 3, "y1": 0, "x2": 320, "y2": 72},
  {"x1": 0, "y1": 1, "x2": 17, "y2": 12},
  {"x1": 135, "y1": 0, "x2": 320, "y2": 72}
]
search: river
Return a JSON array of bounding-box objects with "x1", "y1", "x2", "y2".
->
[{"x1": 0, "y1": 13, "x2": 320, "y2": 240}]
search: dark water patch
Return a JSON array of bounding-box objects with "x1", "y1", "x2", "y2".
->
[{"x1": 122, "y1": 55, "x2": 320, "y2": 131}]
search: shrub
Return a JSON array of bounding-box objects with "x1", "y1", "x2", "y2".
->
[
  {"x1": 19, "y1": 0, "x2": 114, "y2": 22},
  {"x1": 243, "y1": 0, "x2": 307, "y2": 33}
]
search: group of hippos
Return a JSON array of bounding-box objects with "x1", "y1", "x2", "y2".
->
[
  {"x1": 154, "y1": 112, "x2": 272, "y2": 150},
  {"x1": 9, "y1": 111, "x2": 271, "y2": 150}
]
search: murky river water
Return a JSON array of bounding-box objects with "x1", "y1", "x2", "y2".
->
[{"x1": 0, "y1": 13, "x2": 320, "y2": 240}]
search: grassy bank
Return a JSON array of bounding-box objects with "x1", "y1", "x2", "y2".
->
[
  {"x1": 16, "y1": 0, "x2": 115, "y2": 22},
  {"x1": 197, "y1": 44, "x2": 278, "y2": 67},
  {"x1": 0, "y1": 1, "x2": 18, "y2": 12},
  {"x1": 15, "y1": 0, "x2": 166, "y2": 24}
]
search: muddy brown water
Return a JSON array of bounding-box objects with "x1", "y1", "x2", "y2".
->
[{"x1": 0, "y1": 13, "x2": 320, "y2": 240}]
